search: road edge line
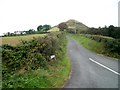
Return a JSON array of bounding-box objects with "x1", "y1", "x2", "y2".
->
[{"x1": 89, "y1": 58, "x2": 120, "y2": 75}]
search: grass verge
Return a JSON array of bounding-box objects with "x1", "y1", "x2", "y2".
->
[
  {"x1": 68, "y1": 33, "x2": 120, "y2": 59},
  {"x1": 4, "y1": 54, "x2": 71, "y2": 88},
  {"x1": 2, "y1": 32, "x2": 71, "y2": 88}
]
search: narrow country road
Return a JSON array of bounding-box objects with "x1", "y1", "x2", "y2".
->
[{"x1": 64, "y1": 36, "x2": 119, "y2": 88}]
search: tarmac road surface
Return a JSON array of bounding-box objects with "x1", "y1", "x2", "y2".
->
[{"x1": 64, "y1": 36, "x2": 119, "y2": 88}]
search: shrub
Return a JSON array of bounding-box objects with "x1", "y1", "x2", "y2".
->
[
  {"x1": 105, "y1": 39, "x2": 120, "y2": 54},
  {"x1": 58, "y1": 22, "x2": 68, "y2": 31},
  {"x1": 81, "y1": 34, "x2": 120, "y2": 55},
  {"x1": 2, "y1": 32, "x2": 67, "y2": 87}
]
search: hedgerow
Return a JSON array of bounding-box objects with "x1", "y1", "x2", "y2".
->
[
  {"x1": 2, "y1": 32, "x2": 67, "y2": 87},
  {"x1": 81, "y1": 34, "x2": 120, "y2": 55}
]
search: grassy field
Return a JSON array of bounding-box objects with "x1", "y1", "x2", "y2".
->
[
  {"x1": 68, "y1": 34, "x2": 120, "y2": 58},
  {"x1": 48, "y1": 27, "x2": 59, "y2": 32},
  {"x1": 1, "y1": 34, "x2": 46, "y2": 46},
  {"x1": 1, "y1": 27, "x2": 59, "y2": 46}
]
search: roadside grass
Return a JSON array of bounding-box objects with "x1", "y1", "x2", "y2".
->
[
  {"x1": 2, "y1": 32, "x2": 71, "y2": 88},
  {"x1": 68, "y1": 34, "x2": 105, "y2": 53},
  {"x1": 1, "y1": 34, "x2": 46, "y2": 46},
  {"x1": 68, "y1": 33, "x2": 120, "y2": 59},
  {"x1": 6, "y1": 54, "x2": 71, "y2": 88}
]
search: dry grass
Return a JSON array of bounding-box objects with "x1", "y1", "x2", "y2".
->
[
  {"x1": 1, "y1": 34, "x2": 46, "y2": 46},
  {"x1": 1, "y1": 27, "x2": 59, "y2": 46},
  {"x1": 48, "y1": 27, "x2": 59, "y2": 32}
]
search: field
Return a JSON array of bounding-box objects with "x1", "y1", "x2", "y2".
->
[
  {"x1": 1, "y1": 27, "x2": 60, "y2": 46},
  {"x1": 1, "y1": 34, "x2": 46, "y2": 46},
  {"x1": 48, "y1": 27, "x2": 59, "y2": 32}
]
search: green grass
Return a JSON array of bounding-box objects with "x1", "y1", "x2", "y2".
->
[
  {"x1": 6, "y1": 55, "x2": 71, "y2": 88},
  {"x1": 1, "y1": 34, "x2": 46, "y2": 46},
  {"x1": 68, "y1": 34, "x2": 105, "y2": 53},
  {"x1": 68, "y1": 33, "x2": 120, "y2": 59},
  {"x1": 2, "y1": 33, "x2": 71, "y2": 88}
]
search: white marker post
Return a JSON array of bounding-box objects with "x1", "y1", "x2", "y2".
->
[{"x1": 50, "y1": 55, "x2": 56, "y2": 60}]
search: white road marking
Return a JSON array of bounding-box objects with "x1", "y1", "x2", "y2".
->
[{"x1": 89, "y1": 58, "x2": 120, "y2": 75}]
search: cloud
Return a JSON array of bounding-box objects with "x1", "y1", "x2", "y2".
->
[{"x1": 0, "y1": 0, "x2": 119, "y2": 35}]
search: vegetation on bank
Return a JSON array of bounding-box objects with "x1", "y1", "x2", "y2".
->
[
  {"x1": 66, "y1": 22, "x2": 120, "y2": 59},
  {"x1": 68, "y1": 34, "x2": 120, "y2": 59},
  {"x1": 80, "y1": 25, "x2": 120, "y2": 39},
  {"x1": 81, "y1": 34, "x2": 120, "y2": 55},
  {"x1": 2, "y1": 32, "x2": 71, "y2": 88}
]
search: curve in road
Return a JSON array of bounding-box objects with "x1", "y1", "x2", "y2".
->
[{"x1": 64, "y1": 36, "x2": 119, "y2": 88}]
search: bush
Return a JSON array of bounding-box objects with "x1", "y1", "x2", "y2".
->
[
  {"x1": 105, "y1": 39, "x2": 120, "y2": 54},
  {"x1": 82, "y1": 34, "x2": 114, "y2": 43},
  {"x1": 2, "y1": 32, "x2": 67, "y2": 87},
  {"x1": 81, "y1": 34, "x2": 120, "y2": 55}
]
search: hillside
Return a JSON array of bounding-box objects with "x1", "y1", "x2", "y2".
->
[
  {"x1": 65, "y1": 19, "x2": 89, "y2": 32},
  {"x1": 48, "y1": 27, "x2": 59, "y2": 32}
]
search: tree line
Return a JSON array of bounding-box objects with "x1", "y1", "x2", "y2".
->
[
  {"x1": 81, "y1": 25, "x2": 120, "y2": 39},
  {"x1": 3, "y1": 24, "x2": 51, "y2": 37}
]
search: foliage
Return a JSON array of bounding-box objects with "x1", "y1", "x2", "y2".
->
[
  {"x1": 37, "y1": 25, "x2": 43, "y2": 31},
  {"x1": 42, "y1": 25, "x2": 51, "y2": 32},
  {"x1": 80, "y1": 34, "x2": 120, "y2": 57},
  {"x1": 3, "y1": 24, "x2": 51, "y2": 37},
  {"x1": 25, "y1": 29, "x2": 35, "y2": 34},
  {"x1": 68, "y1": 33, "x2": 120, "y2": 58},
  {"x1": 81, "y1": 25, "x2": 120, "y2": 39},
  {"x1": 81, "y1": 34, "x2": 114, "y2": 43},
  {"x1": 58, "y1": 22, "x2": 68, "y2": 31},
  {"x1": 2, "y1": 32, "x2": 69, "y2": 88},
  {"x1": 105, "y1": 39, "x2": 120, "y2": 54},
  {"x1": 37, "y1": 24, "x2": 51, "y2": 33}
]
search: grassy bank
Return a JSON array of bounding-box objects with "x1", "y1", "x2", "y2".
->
[
  {"x1": 68, "y1": 33, "x2": 120, "y2": 59},
  {"x1": 2, "y1": 32, "x2": 71, "y2": 88},
  {"x1": 3, "y1": 52, "x2": 71, "y2": 88}
]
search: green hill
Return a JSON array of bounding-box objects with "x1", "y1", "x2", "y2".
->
[{"x1": 65, "y1": 19, "x2": 89, "y2": 33}]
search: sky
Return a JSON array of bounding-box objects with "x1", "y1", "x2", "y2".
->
[{"x1": 0, "y1": 0, "x2": 119, "y2": 35}]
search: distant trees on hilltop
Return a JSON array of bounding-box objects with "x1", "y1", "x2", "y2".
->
[
  {"x1": 58, "y1": 22, "x2": 68, "y2": 31},
  {"x1": 80, "y1": 25, "x2": 120, "y2": 39},
  {"x1": 37, "y1": 24, "x2": 51, "y2": 33},
  {"x1": 3, "y1": 24, "x2": 51, "y2": 37}
]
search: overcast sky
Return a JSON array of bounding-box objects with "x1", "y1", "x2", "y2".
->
[{"x1": 0, "y1": 0, "x2": 119, "y2": 35}]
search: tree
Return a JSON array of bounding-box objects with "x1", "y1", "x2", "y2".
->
[
  {"x1": 58, "y1": 22, "x2": 68, "y2": 31},
  {"x1": 7, "y1": 32, "x2": 11, "y2": 36},
  {"x1": 108, "y1": 25, "x2": 114, "y2": 37},
  {"x1": 42, "y1": 25, "x2": 51, "y2": 32},
  {"x1": 37, "y1": 25, "x2": 43, "y2": 31},
  {"x1": 27, "y1": 29, "x2": 35, "y2": 34}
]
